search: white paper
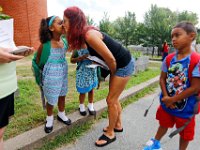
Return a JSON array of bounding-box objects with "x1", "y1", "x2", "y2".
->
[
  {"x1": 86, "y1": 64, "x2": 102, "y2": 69},
  {"x1": 87, "y1": 55, "x2": 109, "y2": 70},
  {"x1": 0, "y1": 19, "x2": 17, "y2": 50}
]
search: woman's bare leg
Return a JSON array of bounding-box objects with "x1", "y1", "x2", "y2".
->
[{"x1": 96, "y1": 75, "x2": 130, "y2": 145}]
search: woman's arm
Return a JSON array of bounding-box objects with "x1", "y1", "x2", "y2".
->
[{"x1": 85, "y1": 30, "x2": 117, "y2": 74}]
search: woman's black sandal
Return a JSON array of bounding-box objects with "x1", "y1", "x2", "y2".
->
[{"x1": 95, "y1": 134, "x2": 116, "y2": 147}]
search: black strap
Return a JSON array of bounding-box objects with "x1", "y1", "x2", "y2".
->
[
  {"x1": 169, "y1": 95, "x2": 200, "y2": 138},
  {"x1": 169, "y1": 117, "x2": 192, "y2": 138},
  {"x1": 144, "y1": 94, "x2": 159, "y2": 117}
]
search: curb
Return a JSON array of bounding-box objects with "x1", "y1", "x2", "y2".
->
[{"x1": 4, "y1": 76, "x2": 159, "y2": 150}]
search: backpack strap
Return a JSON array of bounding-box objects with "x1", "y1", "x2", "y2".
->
[
  {"x1": 61, "y1": 35, "x2": 68, "y2": 49},
  {"x1": 166, "y1": 52, "x2": 176, "y2": 68},
  {"x1": 38, "y1": 41, "x2": 51, "y2": 68},
  {"x1": 188, "y1": 52, "x2": 200, "y2": 82},
  {"x1": 188, "y1": 52, "x2": 200, "y2": 114},
  {"x1": 36, "y1": 44, "x2": 43, "y2": 65}
]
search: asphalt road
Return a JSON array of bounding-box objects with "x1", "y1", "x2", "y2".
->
[{"x1": 57, "y1": 89, "x2": 200, "y2": 150}]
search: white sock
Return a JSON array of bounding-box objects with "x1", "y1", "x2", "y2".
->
[
  {"x1": 88, "y1": 103, "x2": 94, "y2": 111},
  {"x1": 79, "y1": 104, "x2": 86, "y2": 112},
  {"x1": 58, "y1": 111, "x2": 69, "y2": 121},
  {"x1": 46, "y1": 115, "x2": 53, "y2": 127}
]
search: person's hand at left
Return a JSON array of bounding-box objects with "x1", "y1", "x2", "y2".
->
[{"x1": 15, "y1": 47, "x2": 35, "y2": 56}]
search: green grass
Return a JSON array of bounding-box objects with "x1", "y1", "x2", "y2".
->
[
  {"x1": 39, "y1": 83, "x2": 159, "y2": 150},
  {"x1": 5, "y1": 56, "x2": 160, "y2": 140}
]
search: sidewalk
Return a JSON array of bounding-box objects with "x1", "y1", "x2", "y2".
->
[
  {"x1": 57, "y1": 89, "x2": 200, "y2": 150},
  {"x1": 4, "y1": 76, "x2": 159, "y2": 150}
]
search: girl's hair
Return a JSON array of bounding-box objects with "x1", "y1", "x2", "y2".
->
[
  {"x1": 64, "y1": 6, "x2": 96, "y2": 50},
  {"x1": 173, "y1": 21, "x2": 197, "y2": 40},
  {"x1": 39, "y1": 16, "x2": 54, "y2": 44}
]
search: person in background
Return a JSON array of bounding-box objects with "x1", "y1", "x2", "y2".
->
[
  {"x1": 162, "y1": 41, "x2": 169, "y2": 61},
  {"x1": 0, "y1": 47, "x2": 34, "y2": 150}
]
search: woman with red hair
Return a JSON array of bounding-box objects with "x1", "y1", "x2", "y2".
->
[{"x1": 63, "y1": 6, "x2": 135, "y2": 147}]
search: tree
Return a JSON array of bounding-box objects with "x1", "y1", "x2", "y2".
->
[
  {"x1": 99, "y1": 12, "x2": 115, "y2": 37},
  {"x1": 177, "y1": 11, "x2": 199, "y2": 25},
  {"x1": 86, "y1": 16, "x2": 96, "y2": 26},
  {"x1": 144, "y1": 4, "x2": 177, "y2": 55},
  {"x1": 133, "y1": 23, "x2": 149, "y2": 45},
  {"x1": 113, "y1": 11, "x2": 137, "y2": 47}
]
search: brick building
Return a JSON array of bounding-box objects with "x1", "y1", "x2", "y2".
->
[{"x1": 0, "y1": 0, "x2": 47, "y2": 48}]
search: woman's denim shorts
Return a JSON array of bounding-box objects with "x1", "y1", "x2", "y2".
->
[{"x1": 115, "y1": 57, "x2": 135, "y2": 77}]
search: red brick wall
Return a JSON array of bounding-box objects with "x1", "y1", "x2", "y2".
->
[{"x1": 0, "y1": 0, "x2": 47, "y2": 48}]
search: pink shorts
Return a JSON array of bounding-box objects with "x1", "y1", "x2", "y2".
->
[{"x1": 156, "y1": 105, "x2": 195, "y2": 141}]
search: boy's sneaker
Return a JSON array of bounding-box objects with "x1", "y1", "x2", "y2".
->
[{"x1": 143, "y1": 138, "x2": 162, "y2": 150}]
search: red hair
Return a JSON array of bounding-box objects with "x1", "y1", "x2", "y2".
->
[{"x1": 64, "y1": 6, "x2": 96, "y2": 50}]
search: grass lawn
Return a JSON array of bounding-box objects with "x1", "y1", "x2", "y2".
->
[{"x1": 4, "y1": 55, "x2": 161, "y2": 140}]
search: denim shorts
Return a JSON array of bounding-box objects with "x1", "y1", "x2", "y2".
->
[{"x1": 115, "y1": 57, "x2": 135, "y2": 77}]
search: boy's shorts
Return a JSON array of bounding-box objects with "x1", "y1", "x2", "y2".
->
[
  {"x1": 0, "y1": 93, "x2": 15, "y2": 128},
  {"x1": 156, "y1": 105, "x2": 195, "y2": 141}
]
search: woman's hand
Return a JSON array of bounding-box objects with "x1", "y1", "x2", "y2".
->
[{"x1": 0, "y1": 47, "x2": 24, "y2": 63}]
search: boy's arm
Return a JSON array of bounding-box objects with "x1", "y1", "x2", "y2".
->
[
  {"x1": 170, "y1": 77, "x2": 200, "y2": 103},
  {"x1": 160, "y1": 71, "x2": 168, "y2": 96}
]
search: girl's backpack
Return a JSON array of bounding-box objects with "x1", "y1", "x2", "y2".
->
[
  {"x1": 32, "y1": 36, "x2": 67, "y2": 86},
  {"x1": 32, "y1": 41, "x2": 51, "y2": 86}
]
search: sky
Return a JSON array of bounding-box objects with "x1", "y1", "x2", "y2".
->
[{"x1": 47, "y1": 0, "x2": 200, "y2": 27}]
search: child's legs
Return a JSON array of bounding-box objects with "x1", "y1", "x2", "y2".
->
[
  {"x1": 176, "y1": 117, "x2": 195, "y2": 150},
  {"x1": 179, "y1": 138, "x2": 189, "y2": 150},
  {"x1": 58, "y1": 96, "x2": 65, "y2": 112},
  {"x1": 155, "y1": 126, "x2": 168, "y2": 140},
  {"x1": 155, "y1": 106, "x2": 175, "y2": 140},
  {"x1": 46, "y1": 102, "x2": 54, "y2": 116},
  {"x1": 88, "y1": 89, "x2": 94, "y2": 103},
  {"x1": 79, "y1": 93, "x2": 86, "y2": 104}
]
